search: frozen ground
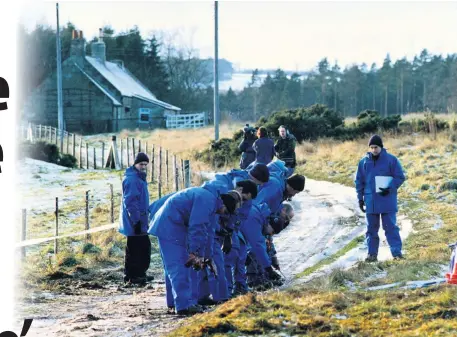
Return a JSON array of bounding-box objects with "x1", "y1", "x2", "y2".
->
[{"x1": 15, "y1": 166, "x2": 414, "y2": 337}]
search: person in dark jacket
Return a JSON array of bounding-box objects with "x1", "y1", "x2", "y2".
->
[
  {"x1": 119, "y1": 152, "x2": 151, "y2": 285},
  {"x1": 274, "y1": 125, "x2": 297, "y2": 177},
  {"x1": 355, "y1": 135, "x2": 406, "y2": 262},
  {"x1": 253, "y1": 127, "x2": 275, "y2": 165},
  {"x1": 239, "y1": 124, "x2": 257, "y2": 169}
]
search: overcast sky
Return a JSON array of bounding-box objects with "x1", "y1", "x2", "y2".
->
[{"x1": 18, "y1": 0, "x2": 457, "y2": 71}]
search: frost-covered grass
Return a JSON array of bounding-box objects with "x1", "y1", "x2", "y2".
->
[{"x1": 167, "y1": 129, "x2": 457, "y2": 337}]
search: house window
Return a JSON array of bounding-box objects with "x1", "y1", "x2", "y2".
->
[
  {"x1": 138, "y1": 108, "x2": 151, "y2": 124},
  {"x1": 125, "y1": 107, "x2": 130, "y2": 113}
]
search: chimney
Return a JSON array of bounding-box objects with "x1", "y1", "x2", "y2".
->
[
  {"x1": 91, "y1": 28, "x2": 106, "y2": 63},
  {"x1": 70, "y1": 29, "x2": 86, "y2": 67}
]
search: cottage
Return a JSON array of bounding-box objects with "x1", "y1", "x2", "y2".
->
[{"x1": 23, "y1": 29, "x2": 181, "y2": 134}]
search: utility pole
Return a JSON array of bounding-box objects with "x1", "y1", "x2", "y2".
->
[
  {"x1": 214, "y1": 0, "x2": 220, "y2": 141},
  {"x1": 56, "y1": 3, "x2": 64, "y2": 151}
]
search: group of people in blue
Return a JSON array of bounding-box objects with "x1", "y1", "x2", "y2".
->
[{"x1": 119, "y1": 129, "x2": 406, "y2": 316}]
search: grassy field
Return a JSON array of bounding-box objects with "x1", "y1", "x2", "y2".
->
[{"x1": 167, "y1": 129, "x2": 457, "y2": 336}]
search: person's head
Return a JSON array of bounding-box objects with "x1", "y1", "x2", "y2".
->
[
  {"x1": 268, "y1": 203, "x2": 295, "y2": 234},
  {"x1": 280, "y1": 202, "x2": 294, "y2": 225},
  {"x1": 218, "y1": 191, "x2": 242, "y2": 215},
  {"x1": 368, "y1": 134, "x2": 383, "y2": 156},
  {"x1": 257, "y1": 127, "x2": 268, "y2": 138},
  {"x1": 247, "y1": 163, "x2": 270, "y2": 185},
  {"x1": 278, "y1": 125, "x2": 287, "y2": 139},
  {"x1": 134, "y1": 152, "x2": 149, "y2": 172},
  {"x1": 285, "y1": 174, "x2": 305, "y2": 199},
  {"x1": 235, "y1": 180, "x2": 258, "y2": 201}
]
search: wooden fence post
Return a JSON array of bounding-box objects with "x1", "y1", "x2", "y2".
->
[
  {"x1": 86, "y1": 143, "x2": 89, "y2": 170},
  {"x1": 102, "y1": 142, "x2": 105, "y2": 167},
  {"x1": 127, "y1": 138, "x2": 131, "y2": 167},
  {"x1": 132, "y1": 138, "x2": 136, "y2": 162},
  {"x1": 38, "y1": 125, "x2": 42, "y2": 139},
  {"x1": 150, "y1": 144, "x2": 155, "y2": 183},
  {"x1": 173, "y1": 155, "x2": 179, "y2": 192},
  {"x1": 72, "y1": 134, "x2": 76, "y2": 157},
  {"x1": 93, "y1": 147, "x2": 97, "y2": 169},
  {"x1": 79, "y1": 137, "x2": 83, "y2": 168},
  {"x1": 158, "y1": 146, "x2": 162, "y2": 198},
  {"x1": 54, "y1": 197, "x2": 59, "y2": 255},
  {"x1": 120, "y1": 139, "x2": 124, "y2": 169},
  {"x1": 66, "y1": 132, "x2": 69, "y2": 154},
  {"x1": 85, "y1": 191, "x2": 90, "y2": 241},
  {"x1": 181, "y1": 159, "x2": 185, "y2": 188},
  {"x1": 166, "y1": 149, "x2": 169, "y2": 188},
  {"x1": 184, "y1": 160, "x2": 191, "y2": 188},
  {"x1": 139, "y1": 140, "x2": 142, "y2": 153}
]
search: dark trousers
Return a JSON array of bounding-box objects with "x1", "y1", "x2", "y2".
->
[{"x1": 124, "y1": 235, "x2": 151, "y2": 279}]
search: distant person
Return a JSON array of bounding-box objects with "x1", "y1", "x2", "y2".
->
[
  {"x1": 253, "y1": 127, "x2": 275, "y2": 165},
  {"x1": 274, "y1": 125, "x2": 297, "y2": 177},
  {"x1": 119, "y1": 152, "x2": 152, "y2": 285},
  {"x1": 238, "y1": 124, "x2": 257, "y2": 169},
  {"x1": 355, "y1": 134, "x2": 406, "y2": 262}
]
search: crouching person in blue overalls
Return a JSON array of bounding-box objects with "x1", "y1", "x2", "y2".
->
[
  {"x1": 148, "y1": 183, "x2": 241, "y2": 315},
  {"x1": 198, "y1": 180, "x2": 258, "y2": 305},
  {"x1": 355, "y1": 134, "x2": 406, "y2": 262},
  {"x1": 241, "y1": 202, "x2": 283, "y2": 290},
  {"x1": 119, "y1": 152, "x2": 152, "y2": 285}
]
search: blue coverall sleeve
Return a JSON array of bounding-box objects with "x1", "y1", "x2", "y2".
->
[
  {"x1": 355, "y1": 160, "x2": 365, "y2": 201},
  {"x1": 123, "y1": 179, "x2": 141, "y2": 224},
  {"x1": 188, "y1": 194, "x2": 214, "y2": 256},
  {"x1": 241, "y1": 215, "x2": 271, "y2": 269},
  {"x1": 257, "y1": 179, "x2": 282, "y2": 212},
  {"x1": 390, "y1": 157, "x2": 406, "y2": 190}
]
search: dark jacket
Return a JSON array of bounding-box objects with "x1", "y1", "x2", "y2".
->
[
  {"x1": 274, "y1": 134, "x2": 297, "y2": 168},
  {"x1": 238, "y1": 138, "x2": 256, "y2": 169},
  {"x1": 253, "y1": 137, "x2": 275, "y2": 165}
]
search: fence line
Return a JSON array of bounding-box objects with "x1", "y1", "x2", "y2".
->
[
  {"x1": 19, "y1": 123, "x2": 191, "y2": 185},
  {"x1": 17, "y1": 154, "x2": 192, "y2": 258}
]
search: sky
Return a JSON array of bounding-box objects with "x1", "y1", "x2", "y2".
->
[{"x1": 18, "y1": 0, "x2": 457, "y2": 72}]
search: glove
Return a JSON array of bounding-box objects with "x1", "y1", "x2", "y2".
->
[
  {"x1": 215, "y1": 227, "x2": 230, "y2": 237},
  {"x1": 184, "y1": 253, "x2": 205, "y2": 270},
  {"x1": 134, "y1": 221, "x2": 142, "y2": 235},
  {"x1": 271, "y1": 256, "x2": 280, "y2": 271},
  {"x1": 222, "y1": 234, "x2": 233, "y2": 254},
  {"x1": 266, "y1": 237, "x2": 273, "y2": 252},
  {"x1": 379, "y1": 187, "x2": 390, "y2": 196},
  {"x1": 265, "y1": 266, "x2": 282, "y2": 281},
  {"x1": 358, "y1": 200, "x2": 366, "y2": 213},
  {"x1": 204, "y1": 258, "x2": 218, "y2": 279}
]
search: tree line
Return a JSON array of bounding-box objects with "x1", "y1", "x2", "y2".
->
[
  {"x1": 18, "y1": 23, "x2": 457, "y2": 121},
  {"x1": 223, "y1": 51, "x2": 457, "y2": 121}
]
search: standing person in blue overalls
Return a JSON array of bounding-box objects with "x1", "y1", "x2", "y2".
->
[
  {"x1": 253, "y1": 127, "x2": 275, "y2": 165},
  {"x1": 355, "y1": 134, "x2": 406, "y2": 262},
  {"x1": 119, "y1": 152, "x2": 151, "y2": 285}
]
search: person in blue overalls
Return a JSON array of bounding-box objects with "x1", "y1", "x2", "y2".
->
[
  {"x1": 119, "y1": 152, "x2": 151, "y2": 285},
  {"x1": 148, "y1": 182, "x2": 241, "y2": 315},
  {"x1": 355, "y1": 134, "x2": 406, "y2": 262}
]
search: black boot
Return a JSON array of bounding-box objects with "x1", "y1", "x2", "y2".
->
[{"x1": 365, "y1": 254, "x2": 378, "y2": 262}]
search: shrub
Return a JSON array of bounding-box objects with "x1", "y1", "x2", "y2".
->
[{"x1": 23, "y1": 141, "x2": 78, "y2": 168}]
